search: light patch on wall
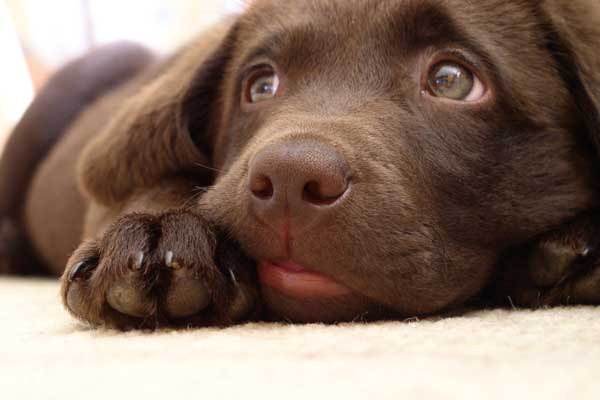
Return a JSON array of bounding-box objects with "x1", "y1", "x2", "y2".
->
[
  {"x1": 0, "y1": 1, "x2": 34, "y2": 141},
  {"x1": 88, "y1": 0, "x2": 229, "y2": 54},
  {"x1": 225, "y1": 0, "x2": 250, "y2": 13},
  {"x1": 14, "y1": 0, "x2": 89, "y2": 69}
]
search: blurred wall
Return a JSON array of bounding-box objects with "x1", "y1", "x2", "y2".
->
[
  {"x1": 0, "y1": 0, "x2": 247, "y2": 148},
  {"x1": 0, "y1": 1, "x2": 34, "y2": 147},
  {"x1": 5, "y1": 0, "x2": 246, "y2": 85}
]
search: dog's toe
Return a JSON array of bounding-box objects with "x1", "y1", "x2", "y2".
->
[
  {"x1": 164, "y1": 254, "x2": 211, "y2": 318},
  {"x1": 528, "y1": 239, "x2": 586, "y2": 287},
  {"x1": 65, "y1": 278, "x2": 89, "y2": 318},
  {"x1": 104, "y1": 250, "x2": 155, "y2": 317},
  {"x1": 106, "y1": 272, "x2": 154, "y2": 319},
  {"x1": 227, "y1": 275, "x2": 256, "y2": 322},
  {"x1": 571, "y1": 266, "x2": 600, "y2": 302},
  {"x1": 62, "y1": 241, "x2": 104, "y2": 322}
]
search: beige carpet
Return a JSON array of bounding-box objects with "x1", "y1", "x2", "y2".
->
[{"x1": 2, "y1": 277, "x2": 600, "y2": 400}]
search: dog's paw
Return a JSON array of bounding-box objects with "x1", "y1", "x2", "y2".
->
[
  {"x1": 61, "y1": 211, "x2": 258, "y2": 330},
  {"x1": 494, "y1": 213, "x2": 600, "y2": 308}
]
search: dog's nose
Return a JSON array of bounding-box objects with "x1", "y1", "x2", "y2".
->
[{"x1": 248, "y1": 142, "x2": 351, "y2": 231}]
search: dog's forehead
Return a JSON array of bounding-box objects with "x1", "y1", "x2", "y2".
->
[
  {"x1": 242, "y1": 0, "x2": 535, "y2": 35},
  {"x1": 237, "y1": 0, "x2": 544, "y2": 70},
  {"x1": 243, "y1": 0, "x2": 452, "y2": 39}
]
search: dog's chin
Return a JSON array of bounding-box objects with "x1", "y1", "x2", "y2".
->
[{"x1": 257, "y1": 261, "x2": 377, "y2": 323}]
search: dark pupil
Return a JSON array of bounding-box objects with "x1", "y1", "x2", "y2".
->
[{"x1": 429, "y1": 63, "x2": 473, "y2": 100}]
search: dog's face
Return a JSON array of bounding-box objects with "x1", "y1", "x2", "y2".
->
[
  {"x1": 83, "y1": 0, "x2": 599, "y2": 323},
  {"x1": 193, "y1": 0, "x2": 600, "y2": 322}
]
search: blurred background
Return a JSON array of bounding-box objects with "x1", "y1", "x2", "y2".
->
[{"x1": 0, "y1": 0, "x2": 248, "y2": 149}]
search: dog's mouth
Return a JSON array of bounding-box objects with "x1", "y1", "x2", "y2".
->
[
  {"x1": 256, "y1": 260, "x2": 378, "y2": 323},
  {"x1": 258, "y1": 260, "x2": 353, "y2": 299}
]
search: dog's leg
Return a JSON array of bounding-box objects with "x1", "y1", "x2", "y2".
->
[
  {"x1": 0, "y1": 43, "x2": 154, "y2": 275},
  {"x1": 490, "y1": 213, "x2": 600, "y2": 308},
  {"x1": 0, "y1": 218, "x2": 39, "y2": 274},
  {"x1": 61, "y1": 180, "x2": 259, "y2": 330}
]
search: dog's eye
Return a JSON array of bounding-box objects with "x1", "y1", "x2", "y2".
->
[
  {"x1": 246, "y1": 68, "x2": 280, "y2": 104},
  {"x1": 427, "y1": 62, "x2": 484, "y2": 102}
]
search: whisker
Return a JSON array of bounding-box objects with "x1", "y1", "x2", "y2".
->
[
  {"x1": 180, "y1": 189, "x2": 206, "y2": 209},
  {"x1": 193, "y1": 186, "x2": 210, "y2": 193},
  {"x1": 194, "y1": 162, "x2": 223, "y2": 173}
]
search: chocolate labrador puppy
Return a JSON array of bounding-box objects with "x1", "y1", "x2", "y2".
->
[{"x1": 1, "y1": 0, "x2": 600, "y2": 329}]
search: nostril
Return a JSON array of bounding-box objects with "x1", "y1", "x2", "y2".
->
[
  {"x1": 302, "y1": 180, "x2": 348, "y2": 206},
  {"x1": 250, "y1": 174, "x2": 274, "y2": 200}
]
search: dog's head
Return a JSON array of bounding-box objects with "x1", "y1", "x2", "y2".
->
[{"x1": 83, "y1": 0, "x2": 600, "y2": 322}]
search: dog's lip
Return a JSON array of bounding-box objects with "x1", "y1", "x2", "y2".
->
[{"x1": 258, "y1": 261, "x2": 354, "y2": 298}]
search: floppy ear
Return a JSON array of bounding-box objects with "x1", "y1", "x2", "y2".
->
[
  {"x1": 78, "y1": 19, "x2": 238, "y2": 206},
  {"x1": 541, "y1": 0, "x2": 600, "y2": 151}
]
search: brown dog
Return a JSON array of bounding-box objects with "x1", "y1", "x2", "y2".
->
[{"x1": 1, "y1": 0, "x2": 600, "y2": 329}]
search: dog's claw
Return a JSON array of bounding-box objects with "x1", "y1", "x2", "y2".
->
[
  {"x1": 68, "y1": 261, "x2": 90, "y2": 282},
  {"x1": 228, "y1": 268, "x2": 238, "y2": 286},
  {"x1": 165, "y1": 251, "x2": 182, "y2": 270},
  {"x1": 131, "y1": 251, "x2": 145, "y2": 271},
  {"x1": 581, "y1": 246, "x2": 593, "y2": 258},
  {"x1": 165, "y1": 251, "x2": 174, "y2": 267}
]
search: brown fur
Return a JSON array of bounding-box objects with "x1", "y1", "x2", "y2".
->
[{"x1": 1, "y1": 0, "x2": 600, "y2": 329}]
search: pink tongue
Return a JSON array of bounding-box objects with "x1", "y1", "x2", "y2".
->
[{"x1": 258, "y1": 261, "x2": 353, "y2": 298}]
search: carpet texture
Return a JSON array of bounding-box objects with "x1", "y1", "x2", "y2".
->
[{"x1": 1, "y1": 277, "x2": 599, "y2": 400}]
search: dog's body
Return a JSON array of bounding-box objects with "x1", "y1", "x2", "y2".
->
[{"x1": 1, "y1": 0, "x2": 600, "y2": 328}]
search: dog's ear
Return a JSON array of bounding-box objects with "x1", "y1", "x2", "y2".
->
[
  {"x1": 79, "y1": 19, "x2": 238, "y2": 205},
  {"x1": 541, "y1": 0, "x2": 600, "y2": 151}
]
